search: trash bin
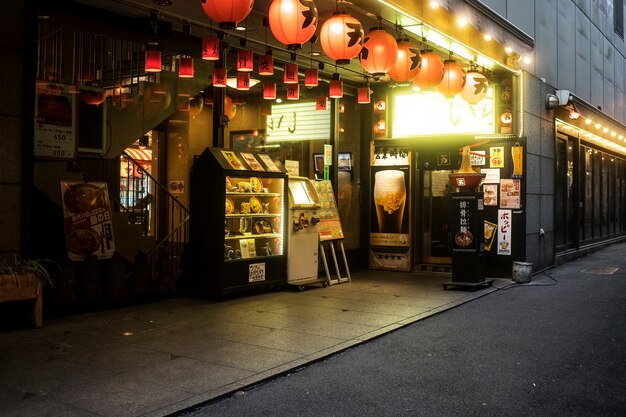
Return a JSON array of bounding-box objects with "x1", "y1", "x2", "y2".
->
[{"x1": 512, "y1": 261, "x2": 533, "y2": 283}]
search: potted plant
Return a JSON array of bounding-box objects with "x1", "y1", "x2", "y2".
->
[{"x1": 0, "y1": 258, "x2": 56, "y2": 328}]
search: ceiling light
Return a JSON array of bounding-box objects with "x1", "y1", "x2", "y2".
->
[
  {"x1": 456, "y1": 17, "x2": 468, "y2": 27},
  {"x1": 611, "y1": 131, "x2": 617, "y2": 137},
  {"x1": 504, "y1": 46, "x2": 513, "y2": 54},
  {"x1": 585, "y1": 118, "x2": 592, "y2": 125},
  {"x1": 483, "y1": 33, "x2": 492, "y2": 42},
  {"x1": 595, "y1": 123, "x2": 601, "y2": 129},
  {"x1": 429, "y1": 1, "x2": 440, "y2": 9},
  {"x1": 603, "y1": 127, "x2": 609, "y2": 133},
  {"x1": 226, "y1": 77, "x2": 260, "y2": 88}
]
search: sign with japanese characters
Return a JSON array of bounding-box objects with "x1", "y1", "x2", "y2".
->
[
  {"x1": 497, "y1": 209, "x2": 512, "y2": 255},
  {"x1": 34, "y1": 81, "x2": 77, "y2": 160},
  {"x1": 60, "y1": 181, "x2": 115, "y2": 261},
  {"x1": 451, "y1": 194, "x2": 480, "y2": 253}
]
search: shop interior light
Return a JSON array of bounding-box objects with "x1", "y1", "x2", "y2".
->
[{"x1": 226, "y1": 76, "x2": 260, "y2": 89}]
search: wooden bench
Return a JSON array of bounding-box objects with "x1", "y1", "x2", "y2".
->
[{"x1": 0, "y1": 273, "x2": 43, "y2": 328}]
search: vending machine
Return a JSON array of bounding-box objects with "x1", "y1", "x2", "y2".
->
[{"x1": 286, "y1": 176, "x2": 324, "y2": 290}]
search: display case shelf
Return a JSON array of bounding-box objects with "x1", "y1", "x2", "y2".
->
[{"x1": 225, "y1": 233, "x2": 281, "y2": 240}]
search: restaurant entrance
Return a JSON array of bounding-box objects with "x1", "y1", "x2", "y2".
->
[{"x1": 417, "y1": 169, "x2": 454, "y2": 266}]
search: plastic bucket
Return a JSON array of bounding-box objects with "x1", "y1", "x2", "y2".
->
[{"x1": 512, "y1": 261, "x2": 533, "y2": 283}]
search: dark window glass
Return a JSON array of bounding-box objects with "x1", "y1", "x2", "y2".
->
[
  {"x1": 584, "y1": 149, "x2": 593, "y2": 241},
  {"x1": 616, "y1": 0, "x2": 624, "y2": 39}
]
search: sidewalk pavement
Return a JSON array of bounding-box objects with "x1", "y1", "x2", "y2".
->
[{"x1": 0, "y1": 267, "x2": 508, "y2": 417}]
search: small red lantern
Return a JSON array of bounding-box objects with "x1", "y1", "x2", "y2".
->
[
  {"x1": 200, "y1": 0, "x2": 254, "y2": 30},
  {"x1": 304, "y1": 68, "x2": 318, "y2": 87},
  {"x1": 237, "y1": 49, "x2": 253, "y2": 72},
  {"x1": 412, "y1": 49, "x2": 444, "y2": 90},
  {"x1": 460, "y1": 70, "x2": 489, "y2": 104},
  {"x1": 357, "y1": 87, "x2": 371, "y2": 104},
  {"x1": 179, "y1": 57, "x2": 194, "y2": 78},
  {"x1": 359, "y1": 26, "x2": 398, "y2": 79},
  {"x1": 202, "y1": 37, "x2": 220, "y2": 61},
  {"x1": 268, "y1": 0, "x2": 318, "y2": 50},
  {"x1": 263, "y1": 82, "x2": 277, "y2": 100},
  {"x1": 319, "y1": 12, "x2": 364, "y2": 65},
  {"x1": 213, "y1": 67, "x2": 227, "y2": 87},
  {"x1": 316, "y1": 96, "x2": 327, "y2": 111},
  {"x1": 145, "y1": 50, "x2": 161, "y2": 73},
  {"x1": 436, "y1": 59, "x2": 464, "y2": 98},
  {"x1": 284, "y1": 63, "x2": 299, "y2": 84},
  {"x1": 236, "y1": 72, "x2": 250, "y2": 90},
  {"x1": 258, "y1": 52, "x2": 274, "y2": 75},
  {"x1": 373, "y1": 119, "x2": 385, "y2": 135},
  {"x1": 388, "y1": 37, "x2": 421, "y2": 83},
  {"x1": 329, "y1": 79, "x2": 343, "y2": 98},
  {"x1": 286, "y1": 83, "x2": 300, "y2": 100}
]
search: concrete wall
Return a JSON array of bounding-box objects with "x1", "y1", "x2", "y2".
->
[{"x1": 0, "y1": 3, "x2": 26, "y2": 260}]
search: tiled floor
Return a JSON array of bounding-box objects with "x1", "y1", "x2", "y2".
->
[{"x1": 0, "y1": 270, "x2": 504, "y2": 417}]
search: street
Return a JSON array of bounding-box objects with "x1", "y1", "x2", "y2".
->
[{"x1": 177, "y1": 243, "x2": 626, "y2": 417}]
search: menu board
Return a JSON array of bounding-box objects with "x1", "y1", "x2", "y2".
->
[
  {"x1": 34, "y1": 81, "x2": 77, "y2": 160},
  {"x1": 60, "y1": 181, "x2": 115, "y2": 261},
  {"x1": 311, "y1": 180, "x2": 344, "y2": 241}
]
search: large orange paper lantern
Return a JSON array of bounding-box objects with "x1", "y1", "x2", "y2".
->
[
  {"x1": 201, "y1": 0, "x2": 254, "y2": 29},
  {"x1": 412, "y1": 49, "x2": 444, "y2": 90},
  {"x1": 460, "y1": 70, "x2": 489, "y2": 104},
  {"x1": 387, "y1": 37, "x2": 421, "y2": 83},
  {"x1": 359, "y1": 26, "x2": 397, "y2": 79},
  {"x1": 268, "y1": 0, "x2": 318, "y2": 50},
  {"x1": 319, "y1": 12, "x2": 364, "y2": 65},
  {"x1": 436, "y1": 59, "x2": 464, "y2": 98}
]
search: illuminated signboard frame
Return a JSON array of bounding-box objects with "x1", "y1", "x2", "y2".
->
[
  {"x1": 266, "y1": 100, "x2": 332, "y2": 142},
  {"x1": 392, "y1": 89, "x2": 495, "y2": 137}
]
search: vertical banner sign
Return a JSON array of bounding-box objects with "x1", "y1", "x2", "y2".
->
[
  {"x1": 60, "y1": 181, "x2": 115, "y2": 261},
  {"x1": 324, "y1": 144, "x2": 332, "y2": 180},
  {"x1": 34, "y1": 81, "x2": 77, "y2": 160},
  {"x1": 451, "y1": 194, "x2": 479, "y2": 253},
  {"x1": 497, "y1": 209, "x2": 512, "y2": 255},
  {"x1": 511, "y1": 142, "x2": 523, "y2": 178}
]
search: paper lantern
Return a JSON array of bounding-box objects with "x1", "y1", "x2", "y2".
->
[
  {"x1": 145, "y1": 50, "x2": 161, "y2": 72},
  {"x1": 263, "y1": 82, "x2": 277, "y2": 99},
  {"x1": 224, "y1": 95, "x2": 236, "y2": 120},
  {"x1": 319, "y1": 12, "x2": 364, "y2": 65},
  {"x1": 286, "y1": 83, "x2": 300, "y2": 100},
  {"x1": 357, "y1": 87, "x2": 371, "y2": 104},
  {"x1": 329, "y1": 79, "x2": 343, "y2": 98},
  {"x1": 178, "y1": 57, "x2": 194, "y2": 78},
  {"x1": 436, "y1": 59, "x2": 464, "y2": 98},
  {"x1": 460, "y1": 70, "x2": 489, "y2": 104},
  {"x1": 200, "y1": 0, "x2": 254, "y2": 30},
  {"x1": 236, "y1": 72, "x2": 250, "y2": 90},
  {"x1": 304, "y1": 68, "x2": 318, "y2": 87},
  {"x1": 388, "y1": 37, "x2": 421, "y2": 83},
  {"x1": 213, "y1": 67, "x2": 227, "y2": 87},
  {"x1": 412, "y1": 49, "x2": 444, "y2": 90},
  {"x1": 268, "y1": 0, "x2": 318, "y2": 50},
  {"x1": 237, "y1": 49, "x2": 253, "y2": 72},
  {"x1": 258, "y1": 52, "x2": 274, "y2": 75},
  {"x1": 316, "y1": 96, "x2": 327, "y2": 111},
  {"x1": 359, "y1": 27, "x2": 397, "y2": 78},
  {"x1": 202, "y1": 37, "x2": 220, "y2": 61},
  {"x1": 284, "y1": 63, "x2": 299, "y2": 84},
  {"x1": 373, "y1": 119, "x2": 385, "y2": 135}
]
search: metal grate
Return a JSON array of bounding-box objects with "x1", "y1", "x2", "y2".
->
[{"x1": 581, "y1": 266, "x2": 619, "y2": 275}]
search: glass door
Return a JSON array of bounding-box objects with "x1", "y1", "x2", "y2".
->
[{"x1": 419, "y1": 169, "x2": 454, "y2": 264}]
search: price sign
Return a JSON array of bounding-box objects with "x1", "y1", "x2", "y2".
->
[{"x1": 34, "y1": 81, "x2": 77, "y2": 160}]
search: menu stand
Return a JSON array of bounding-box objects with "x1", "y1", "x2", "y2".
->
[{"x1": 320, "y1": 239, "x2": 351, "y2": 286}]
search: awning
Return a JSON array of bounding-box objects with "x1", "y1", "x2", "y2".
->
[{"x1": 124, "y1": 148, "x2": 152, "y2": 161}]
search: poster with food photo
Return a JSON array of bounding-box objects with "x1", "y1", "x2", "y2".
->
[
  {"x1": 60, "y1": 181, "x2": 115, "y2": 261},
  {"x1": 500, "y1": 179, "x2": 521, "y2": 209},
  {"x1": 483, "y1": 184, "x2": 498, "y2": 206}
]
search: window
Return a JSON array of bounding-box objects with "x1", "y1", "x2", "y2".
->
[{"x1": 616, "y1": 0, "x2": 624, "y2": 39}]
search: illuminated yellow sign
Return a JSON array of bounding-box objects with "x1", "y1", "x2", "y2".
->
[
  {"x1": 392, "y1": 90, "x2": 495, "y2": 137},
  {"x1": 266, "y1": 101, "x2": 331, "y2": 142}
]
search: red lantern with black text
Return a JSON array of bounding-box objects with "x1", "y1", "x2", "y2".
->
[
  {"x1": 202, "y1": 37, "x2": 220, "y2": 60},
  {"x1": 213, "y1": 67, "x2": 227, "y2": 87},
  {"x1": 237, "y1": 49, "x2": 253, "y2": 72},
  {"x1": 388, "y1": 37, "x2": 421, "y2": 83},
  {"x1": 258, "y1": 52, "x2": 274, "y2": 75},
  {"x1": 412, "y1": 50, "x2": 444, "y2": 90},
  {"x1": 357, "y1": 87, "x2": 371, "y2": 104},
  {"x1": 304, "y1": 68, "x2": 318, "y2": 87},
  {"x1": 319, "y1": 12, "x2": 364, "y2": 65},
  {"x1": 200, "y1": 0, "x2": 254, "y2": 30},
  {"x1": 284, "y1": 63, "x2": 298, "y2": 84},
  {"x1": 268, "y1": 0, "x2": 318, "y2": 50},
  {"x1": 236, "y1": 72, "x2": 250, "y2": 90},
  {"x1": 179, "y1": 57, "x2": 194, "y2": 78},
  {"x1": 436, "y1": 59, "x2": 464, "y2": 98},
  {"x1": 263, "y1": 82, "x2": 277, "y2": 99},
  {"x1": 145, "y1": 50, "x2": 161, "y2": 72},
  {"x1": 329, "y1": 79, "x2": 343, "y2": 98},
  {"x1": 316, "y1": 96, "x2": 327, "y2": 111},
  {"x1": 286, "y1": 83, "x2": 300, "y2": 100},
  {"x1": 359, "y1": 26, "x2": 397, "y2": 78},
  {"x1": 460, "y1": 70, "x2": 489, "y2": 104}
]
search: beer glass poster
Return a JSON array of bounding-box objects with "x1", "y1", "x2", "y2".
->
[{"x1": 370, "y1": 166, "x2": 410, "y2": 247}]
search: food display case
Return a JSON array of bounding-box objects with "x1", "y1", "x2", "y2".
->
[
  {"x1": 286, "y1": 176, "x2": 323, "y2": 290},
  {"x1": 189, "y1": 148, "x2": 288, "y2": 298}
]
